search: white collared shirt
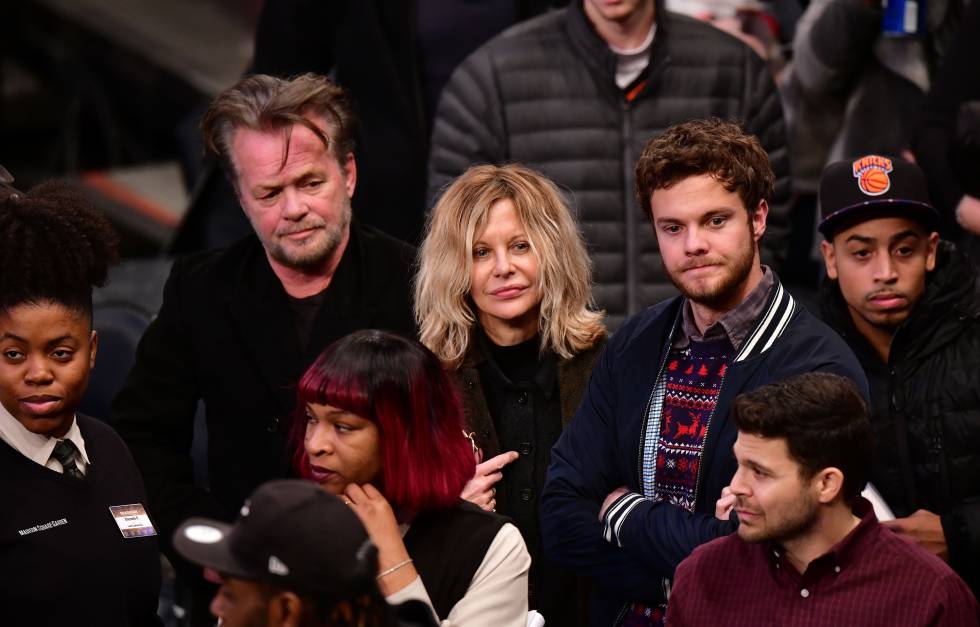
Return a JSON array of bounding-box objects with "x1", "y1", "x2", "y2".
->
[{"x1": 0, "y1": 402, "x2": 90, "y2": 475}]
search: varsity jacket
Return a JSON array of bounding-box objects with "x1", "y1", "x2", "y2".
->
[{"x1": 540, "y1": 276, "x2": 868, "y2": 625}]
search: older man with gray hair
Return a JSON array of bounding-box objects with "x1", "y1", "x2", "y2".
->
[{"x1": 113, "y1": 73, "x2": 416, "y2": 625}]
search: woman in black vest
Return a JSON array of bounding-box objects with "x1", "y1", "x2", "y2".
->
[
  {"x1": 293, "y1": 329, "x2": 531, "y2": 626},
  {"x1": 414, "y1": 164, "x2": 606, "y2": 626},
  {"x1": 0, "y1": 180, "x2": 161, "y2": 625}
]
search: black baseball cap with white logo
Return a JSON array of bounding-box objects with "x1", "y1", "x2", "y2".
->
[
  {"x1": 174, "y1": 479, "x2": 377, "y2": 599},
  {"x1": 818, "y1": 155, "x2": 940, "y2": 239}
]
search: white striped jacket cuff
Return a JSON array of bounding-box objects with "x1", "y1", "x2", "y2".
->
[{"x1": 602, "y1": 492, "x2": 647, "y2": 547}]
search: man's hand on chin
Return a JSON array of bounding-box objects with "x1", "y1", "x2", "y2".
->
[{"x1": 599, "y1": 486, "x2": 630, "y2": 520}]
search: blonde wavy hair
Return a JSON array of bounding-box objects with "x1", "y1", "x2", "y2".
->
[{"x1": 416, "y1": 164, "x2": 605, "y2": 367}]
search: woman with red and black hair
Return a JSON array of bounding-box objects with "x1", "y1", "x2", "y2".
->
[{"x1": 292, "y1": 329, "x2": 531, "y2": 627}]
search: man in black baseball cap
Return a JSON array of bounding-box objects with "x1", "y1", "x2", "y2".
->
[
  {"x1": 817, "y1": 155, "x2": 980, "y2": 597},
  {"x1": 175, "y1": 479, "x2": 437, "y2": 627}
]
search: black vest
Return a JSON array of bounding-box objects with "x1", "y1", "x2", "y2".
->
[
  {"x1": 0, "y1": 415, "x2": 161, "y2": 626},
  {"x1": 402, "y1": 501, "x2": 508, "y2": 619}
]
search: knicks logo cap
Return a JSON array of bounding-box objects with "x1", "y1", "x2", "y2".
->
[
  {"x1": 817, "y1": 155, "x2": 938, "y2": 239},
  {"x1": 853, "y1": 155, "x2": 893, "y2": 196}
]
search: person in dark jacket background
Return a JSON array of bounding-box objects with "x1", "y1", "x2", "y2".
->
[
  {"x1": 428, "y1": 0, "x2": 791, "y2": 329},
  {"x1": 818, "y1": 155, "x2": 980, "y2": 596},
  {"x1": 416, "y1": 164, "x2": 606, "y2": 626},
  {"x1": 540, "y1": 120, "x2": 866, "y2": 626},
  {"x1": 912, "y1": 0, "x2": 980, "y2": 252}
]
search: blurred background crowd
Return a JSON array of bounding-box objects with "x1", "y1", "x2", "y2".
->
[{"x1": 4, "y1": 0, "x2": 977, "y2": 270}]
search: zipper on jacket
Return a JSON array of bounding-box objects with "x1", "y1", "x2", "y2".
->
[
  {"x1": 613, "y1": 602, "x2": 630, "y2": 626},
  {"x1": 636, "y1": 313, "x2": 682, "y2": 490},
  {"x1": 622, "y1": 101, "x2": 638, "y2": 316},
  {"x1": 692, "y1": 366, "x2": 731, "y2": 506},
  {"x1": 888, "y1": 365, "x2": 919, "y2": 507},
  {"x1": 612, "y1": 313, "x2": 679, "y2": 627},
  {"x1": 930, "y1": 402, "x2": 952, "y2": 508}
]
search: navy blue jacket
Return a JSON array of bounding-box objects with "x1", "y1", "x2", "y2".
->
[{"x1": 540, "y1": 278, "x2": 868, "y2": 625}]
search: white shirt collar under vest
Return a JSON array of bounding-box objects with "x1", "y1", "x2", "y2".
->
[{"x1": 0, "y1": 403, "x2": 90, "y2": 474}]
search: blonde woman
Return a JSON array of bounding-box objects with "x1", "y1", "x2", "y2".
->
[{"x1": 415, "y1": 164, "x2": 605, "y2": 626}]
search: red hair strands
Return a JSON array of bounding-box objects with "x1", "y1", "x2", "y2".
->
[{"x1": 291, "y1": 330, "x2": 475, "y2": 512}]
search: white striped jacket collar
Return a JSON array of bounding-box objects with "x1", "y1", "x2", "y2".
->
[{"x1": 733, "y1": 278, "x2": 797, "y2": 362}]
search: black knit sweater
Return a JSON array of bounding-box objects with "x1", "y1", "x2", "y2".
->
[{"x1": 0, "y1": 414, "x2": 161, "y2": 626}]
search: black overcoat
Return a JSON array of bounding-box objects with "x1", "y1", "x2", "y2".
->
[{"x1": 113, "y1": 222, "x2": 416, "y2": 556}]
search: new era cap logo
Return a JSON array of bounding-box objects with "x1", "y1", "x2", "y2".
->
[
  {"x1": 852, "y1": 155, "x2": 893, "y2": 197},
  {"x1": 268, "y1": 555, "x2": 289, "y2": 576}
]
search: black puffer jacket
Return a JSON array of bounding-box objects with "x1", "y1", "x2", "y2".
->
[
  {"x1": 428, "y1": 2, "x2": 790, "y2": 329},
  {"x1": 821, "y1": 242, "x2": 980, "y2": 594}
]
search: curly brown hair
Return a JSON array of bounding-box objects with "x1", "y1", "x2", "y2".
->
[
  {"x1": 635, "y1": 118, "x2": 774, "y2": 218},
  {"x1": 0, "y1": 180, "x2": 119, "y2": 317}
]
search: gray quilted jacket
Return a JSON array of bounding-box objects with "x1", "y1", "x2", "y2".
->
[{"x1": 428, "y1": 2, "x2": 790, "y2": 329}]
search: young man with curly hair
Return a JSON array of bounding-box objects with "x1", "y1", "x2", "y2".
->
[{"x1": 540, "y1": 118, "x2": 867, "y2": 626}]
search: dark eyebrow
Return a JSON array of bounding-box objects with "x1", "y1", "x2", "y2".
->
[
  {"x1": 744, "y1": 459, "x2": 774, "y2": 474},
  {"x1": 305, "y1": 404, "x2": 349, "y2": 418},
  {"x1": 254, "y1": 182, "x2": 282, "y2": 195},
  {"x1": 0, "y1": 333, "x2": 76, "y2": 345},
  {"x1": 844, "y1": 234, "x2": 875, "y2": 245},
  {"x1": 704, "y1": 208, "x2": 736, "y2": 217},
  {"x1": 656, "y1": 207, "x2": 736, "y2": 226},
  {"x1": 296, "y1": 171, "x2": 325, "y2": 184},
  {"x1": 889, "y1": 230, "x2": 921, "y2": 245}
]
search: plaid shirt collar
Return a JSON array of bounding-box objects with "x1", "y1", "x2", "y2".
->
[{"x1": 673, "y1": 266, "x2": 774, "y2": 351}]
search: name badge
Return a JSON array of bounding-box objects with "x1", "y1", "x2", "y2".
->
[{"x1": 109, "y1": 504, "x2": 157, "y2": 538}]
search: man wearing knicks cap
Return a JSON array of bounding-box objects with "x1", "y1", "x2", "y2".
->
[
  {"x1": 174, "y1": 480, "x2": 437, "y2": 627},
  {"x1": 817, "y1": 155, "x2": 980, "y2": 597}
]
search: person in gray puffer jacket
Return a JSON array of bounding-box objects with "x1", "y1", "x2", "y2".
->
[{"x1": 428, "y1": 0, "x2": 790, "y2": 330}]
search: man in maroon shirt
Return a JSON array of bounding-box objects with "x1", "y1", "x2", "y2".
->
[{"x1": 666, "y1": 372, "x2": 978, "y2": 626}]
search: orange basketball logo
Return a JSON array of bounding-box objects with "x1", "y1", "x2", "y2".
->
[{"x1": 852, "y1": 155, "x2": 893, "y2": 196}]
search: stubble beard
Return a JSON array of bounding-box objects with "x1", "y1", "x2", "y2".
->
[
  {"x1": 737, "y1": 490, "x2": 819, "y2": 545},
  {"x1": 665, "y1": 236, "x2": 757, "y2": 310},
  {"x1": 269, "y1": 201, "x2": 351, "y2": 271}
]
